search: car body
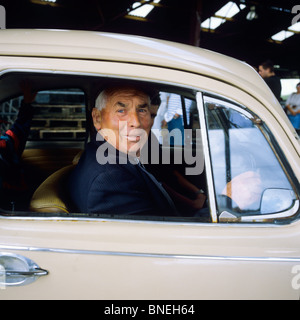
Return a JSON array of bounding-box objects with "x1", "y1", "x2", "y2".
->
[{"x1": 0, "y1": 29, "x2": 299, "y2": 300}]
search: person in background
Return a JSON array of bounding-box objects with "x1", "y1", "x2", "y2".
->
[
  {"x1": 0, "y1": 81, "x2": 36, "y2": 193},
  {"x1": 286, "y1": 82, "x2": 300, "y2": 133},
  {"x1": 161, "y1": 94, "x2": 185, "y2": 145},
  {"x1": 258, "y1": 60, "x2": 282, "y2": 103}
]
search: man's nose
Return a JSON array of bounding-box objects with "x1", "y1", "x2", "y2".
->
[{"x1": 128, "y1": 110, "x2": 141, "y2": 128}]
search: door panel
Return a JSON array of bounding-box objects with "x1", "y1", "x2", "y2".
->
[
  {"x1": 1, "y1": 218, "x2": 300, "y2": 299},
  {"x1": 0, "y1": 58, "x2": 299, "y2": 299},
  {"x1": 0, "y1": 250, "x2": 298, "y2": 300}
]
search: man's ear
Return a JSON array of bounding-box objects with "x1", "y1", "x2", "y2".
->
[{"x1": 92, "y1": 108, "x2": 102, "y2": 131}]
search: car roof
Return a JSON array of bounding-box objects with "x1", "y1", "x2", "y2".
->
[{"x1": 0, "y1": 29, "x2": 276, "y2": 105}]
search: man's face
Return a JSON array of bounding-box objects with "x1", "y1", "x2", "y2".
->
[
  {"x1": 93, "y1": 88, "x2": 152, "y2": 156},
  {"x1": 258, "y1": 66, "x2": 271, "y2": 79}
]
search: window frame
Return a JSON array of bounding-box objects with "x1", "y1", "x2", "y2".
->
[{"x1": 197, "y1": 92, "x2": 300, "y2": 224}]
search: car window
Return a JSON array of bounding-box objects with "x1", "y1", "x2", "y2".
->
[
  {"x1": 0, "y1": 78, "x2": 298, "y2": 224},
  {"x1": 0, "y1": 82, "x2": 211, "y2": 223},
  {"x1": 203, "y1": 95, "x2": 299, "y2": 223},
  {"x1": 0, "y1": 89, "x2": 86, "y2": 141}
]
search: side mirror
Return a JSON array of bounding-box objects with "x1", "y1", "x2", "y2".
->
[
  {"x1": 219, "y1": 188, "x2": 299, "y2": 223},
  {"x1": 261, "y1": 189, "x2": 296, "y2": 214}
]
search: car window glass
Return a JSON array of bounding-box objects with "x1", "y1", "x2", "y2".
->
[
  {"x1": 0, "y1": 88, "x2": 86, "y2": 213},
  {"x1": 0, "y1": 89, "x2": 86, "y2": 141},
  {"x1": 204, "y1": 95, "x2": 298, "y2": 222}
]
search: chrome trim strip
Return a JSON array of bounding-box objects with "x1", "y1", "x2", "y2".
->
[
  {"x1": 197, "y1": 92, "x2": 218, "y2": 223},
  {"x1": 0, "y1": 244, "x2": 300, "y2": 263},
  {"x1": 0, "y1": 213, "x2": 292, "y2": 228},
  {"x1": 0, "y1": 214, "x2": 218, "y2": 227}
]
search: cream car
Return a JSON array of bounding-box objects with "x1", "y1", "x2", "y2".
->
[{"x1": 0, "y1": 29, "x2": 299, "y2": 300}]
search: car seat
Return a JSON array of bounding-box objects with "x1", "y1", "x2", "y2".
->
[
  {"x1": 29, "y1": 165, "x2": 75, "y2": 213},
  {"x1": 29, "y1": 150, "x2": 83, "y2": 214}
]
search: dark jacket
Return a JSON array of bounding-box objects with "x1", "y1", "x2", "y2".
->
[
  {"x1": 265, "y1": 75, "x2": 282, "y2": 102},
  {"x1": 68, "y1": 135, "x2": 177, "y2": 216}
]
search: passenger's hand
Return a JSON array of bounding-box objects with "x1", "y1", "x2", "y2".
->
[
  {"x1": 192, "y1": 193, "x2": 206, "y2": 210},
  {"x1": 222, "y1": 171, "x2": 262, "y2": 210}
]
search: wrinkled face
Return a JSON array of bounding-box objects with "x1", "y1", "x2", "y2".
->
[
  {"x1": 258, "y1": 66, "x2": 271, "y2": 79},
  {"x1": 92, "y1": 88, "x2": 152, "y2": 156}
]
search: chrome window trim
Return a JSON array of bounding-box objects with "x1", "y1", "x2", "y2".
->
[
  {"x1": 196, "y1": 92, "x2": 218, "y2": 223},
  {"x1": 0, "y1": 213, "x2": 296, "y2": 228},
  {"x1": 202, "y1": 96, "x2": 254, "y2": 120},
  {"x1": 0, "y1": 213, "x2": 214, "y2": 226},
  {"x1": 0, "y1": 244, "x2": 300, "y2": 263}
]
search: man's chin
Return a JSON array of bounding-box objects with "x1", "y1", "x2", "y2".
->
[
  {"x1": 114, "y1": 141, "x2": 139, "y2": 156},
  {"x1": 127, "y1": 143, "x2": 142, "y2": 157}
]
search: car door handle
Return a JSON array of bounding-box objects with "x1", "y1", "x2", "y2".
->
[
  {"x1": 0, "y1": 252, "x2": 49, "y2": 287},
  {"x1": 5, "y1": 268, "x2": 48, "y2": 277}
]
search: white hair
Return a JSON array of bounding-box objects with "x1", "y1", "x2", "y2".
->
[
  {"x1": 95, "y1": 90, "x2": 109, "y2": 111},
  {"x1": 95, "y1": 86, "x2": 151, "y2": 111}
]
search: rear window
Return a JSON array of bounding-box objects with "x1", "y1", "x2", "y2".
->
[{"x1": 0, "y1": 89, "x2": 86, "y2": 141}]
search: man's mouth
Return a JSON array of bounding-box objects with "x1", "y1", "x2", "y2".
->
[{"x1": 125, "y1": 135, "x2": 141, "y2": 142}]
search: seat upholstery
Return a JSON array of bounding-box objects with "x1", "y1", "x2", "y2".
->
[
  {"x1": 29, "y1": 165, "x2": 75, "y2": 213},
  {"x1": 22, "y1": 148, "x2": 82, "y2": 176}
]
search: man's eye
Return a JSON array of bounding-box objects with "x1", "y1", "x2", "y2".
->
[{"x1": 117, "y1": 109, "x2": 125, "y2": 113}]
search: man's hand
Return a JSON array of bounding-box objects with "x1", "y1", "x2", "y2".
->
[{"x1": 222, "y1": 171, "x2": 262, "y2": 210}]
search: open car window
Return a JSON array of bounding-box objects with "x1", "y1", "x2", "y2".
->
[{"x1": 0, "y1": 73, "x2": 210, "y2": 223}]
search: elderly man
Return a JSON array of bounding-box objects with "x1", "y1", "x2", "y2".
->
[{"x1": 68, "y1": 85, "x2": 177, "y2": 216}]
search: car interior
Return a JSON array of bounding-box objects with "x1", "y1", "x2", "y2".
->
[{"x1": 0, "y1": 71, "x2": 209, "y2": 222}]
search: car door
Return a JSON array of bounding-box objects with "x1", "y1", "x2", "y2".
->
[
  {"x1": 1, "y1": 91, "x2": 300, "y2": 300},
  {"x1": 0, "y1": 59, "x2": 299, "y2": 299}
]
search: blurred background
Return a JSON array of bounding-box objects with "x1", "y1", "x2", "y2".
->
[{"x1": 0, "y1": 0, "x2": 299, "y2": 99}]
